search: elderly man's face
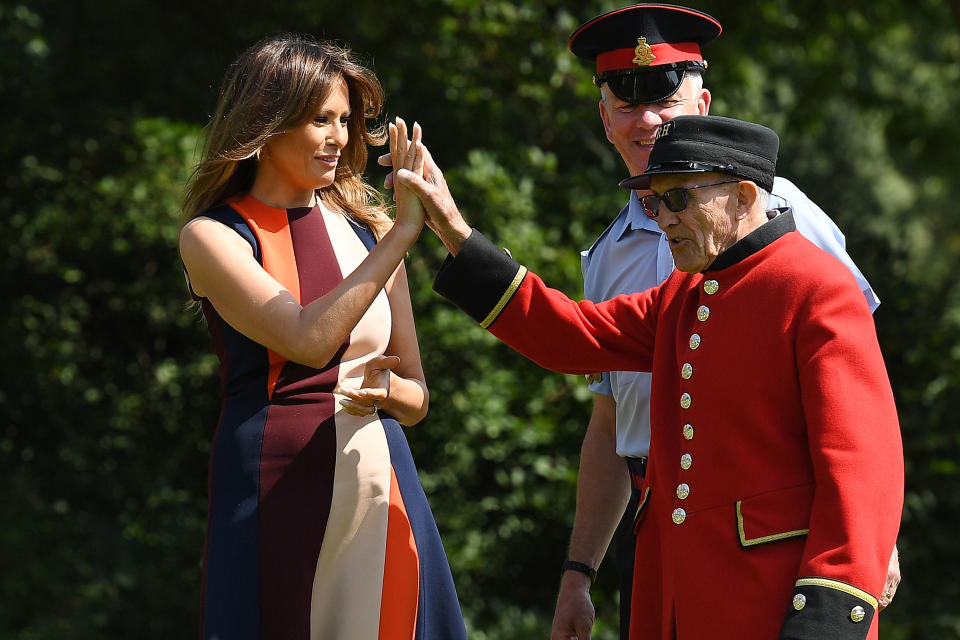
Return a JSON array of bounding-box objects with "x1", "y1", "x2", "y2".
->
[
  {"x1": 599, "y1": 75, "x2": 710, "y2": 177},
  {"x1": 650, "y1": 173, "x2": 740, "y2": 273}
]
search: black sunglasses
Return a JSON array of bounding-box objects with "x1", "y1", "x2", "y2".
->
[
  {"x1": 640, "y1": 180, "x2": 740, "y2": 219},
  {"x1": 594, "y1": 64, "x2": 700, "y2": 105}
]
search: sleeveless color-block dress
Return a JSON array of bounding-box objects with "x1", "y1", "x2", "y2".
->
[{"x1": 192, "y1": 194, "x2": 467, "y2": 640}]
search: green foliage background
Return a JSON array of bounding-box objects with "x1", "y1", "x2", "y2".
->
[{"x1": 2, "y1": 1, "x2": 958, "y2": 637}]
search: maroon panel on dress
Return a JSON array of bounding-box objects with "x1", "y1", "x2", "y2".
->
[{"x1": 258, "y1": 205, "x2": 347, "y2": 639}]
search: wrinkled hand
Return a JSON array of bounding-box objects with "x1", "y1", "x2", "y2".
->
[
  {"x1": 879, "y1": 545, "x2": 901, "y2": 610},
  {"x1": 393, "y1": 143, "x2": 472, "y2": 255},
  {"x1": 551, "y1": 575, "x2": 596, "y2": 640},
  {"x1": 335, "y1": 355, "x2": 400, "y2": 417},
  {"x1": 387, "y1": 117, "x2": 425, "y2": 231}
]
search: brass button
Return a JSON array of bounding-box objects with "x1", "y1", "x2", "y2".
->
[
  {"x1": 680, "y1": 453, "x2": 692, "y2": 470},
  {"x1": 682, "y1": 424, "x2": 694, "y2": 440},
  {"x1": 850, "y1": 606, "x2": 866, "y2": 623},
  {"x1": 792, "y1": 594, "x2": 806, "y2": 611},
  {"x1": 672, "y1": 508, "x2": 686, "y2": 524},
  {"x1": 681, "y1": 363, "x2": 693, "y2": 379},
  {"x1": 689, "y1": 333, "x2": 701, "y2": 350},
  {"x1": 676, "y1": 483, "x2": 690, "y2": 499},
  {"x1": 680, "y1": 393, "x2": 691, "y2": 409},
  {"x1": 697, "y1": 305, "x2": 710, "y2": 322},
  {"x1": 704, "y1": 279, "x2": 719, "y2": 295}
]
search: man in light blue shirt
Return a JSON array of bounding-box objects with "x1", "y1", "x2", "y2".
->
[{"x1": 553, "y1": 6, "x2": 896, "y2": 640}]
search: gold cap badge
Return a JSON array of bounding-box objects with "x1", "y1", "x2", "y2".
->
[{"x1": 632, "y1": 37, "x2": 656, "y2": 66}]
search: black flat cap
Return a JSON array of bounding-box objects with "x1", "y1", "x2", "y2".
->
[{"x1": 619, "y1": 115, "x2": 779, "y2": 192}]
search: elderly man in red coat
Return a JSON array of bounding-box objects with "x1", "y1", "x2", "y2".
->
[{"x1": 395, "y1": 114, "x2": 903, "y2": 640}]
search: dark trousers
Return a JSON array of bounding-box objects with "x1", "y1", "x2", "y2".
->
[{"x1": 616, "y1": 457, "x2": 647, "y2": 640}]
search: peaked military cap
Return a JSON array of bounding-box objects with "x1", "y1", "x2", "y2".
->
[
  {"x1": 619, "y1": 115, "x2": 779, "y2": 192},
  {"x1": 569, "y1": 4, "x2": 722, "y2": 104}
]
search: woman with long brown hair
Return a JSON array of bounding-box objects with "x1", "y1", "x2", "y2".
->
[{"x1": 179, "y1": 34, "x2": 466, "y2": 640}]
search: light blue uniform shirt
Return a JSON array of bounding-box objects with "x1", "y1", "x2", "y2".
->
[{"x1": 580, "y1": 176, "x2": 880, "y2": 457}]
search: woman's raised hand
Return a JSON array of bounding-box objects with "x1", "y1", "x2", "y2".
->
[{"x1": 388, "y1": 117, "x2": 425, "y2": 231}]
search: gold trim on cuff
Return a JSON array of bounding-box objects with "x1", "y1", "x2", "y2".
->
[
  {"x1": 736, "y1": 501, "x2": 809, "y2": 547},
  {"x1": 480, "y1": 266, "x2": 527, "y2": 328},
  {"x1": 795, "y1": 577, "x2": 879, "y2": 610}
]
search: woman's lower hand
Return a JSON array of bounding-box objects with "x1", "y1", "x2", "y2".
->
[{"x1": 334, "y1": 355, "x2": 400, "y2": 417}]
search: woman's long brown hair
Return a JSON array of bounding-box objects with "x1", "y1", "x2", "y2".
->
[{"x1": 182, "y1": 34, "x2": 391, "y2": 236}]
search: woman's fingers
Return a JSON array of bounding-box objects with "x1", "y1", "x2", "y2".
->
[
  {"x1": 404, "y1": 124, "x2": 423, "y2": 173},
  {"x1": 335, "y1": 385, "x2": 388, "y2": 402},
  {"x1": 389, "y1": 122, "x2": 400, "y2": 174},
  {"x1": 335, "y1": 384, "x2": 388, "y2": 417},
  {"x1": 387, "y1": 118, "x2": 428, "y2": 200},
  {"x1": 390, "y1": 118, "x2": 409, "y2": 170},
  {"x1": 396, "y1": 117, "x2": 408, "y2": 165},
  {"x1": 338, "y1": 398, "x2": 379, "y2": 416}
]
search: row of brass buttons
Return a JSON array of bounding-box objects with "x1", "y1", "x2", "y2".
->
[{"x1": 673, "y1": 279, "x2": 720, "y2": 526}]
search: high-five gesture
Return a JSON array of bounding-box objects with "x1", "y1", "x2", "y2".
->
[
  {"x1": 381, "y1": 127, "x2": 472, "y2": 256},
  {"x1": 395, "y1": 144, "x2": 472, "y2": 256}
]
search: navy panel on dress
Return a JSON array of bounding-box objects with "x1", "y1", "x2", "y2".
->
[{"x1": 198, "y1": 204, "x2": 269, "y2": 640}]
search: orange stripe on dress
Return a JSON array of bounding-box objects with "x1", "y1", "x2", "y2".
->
[
  {"x1": 379, "y1": 465, "x2": 420, "y2": 640},
  {"x1": 231, "y1": 195, "x2": 300, "y2": 399}
]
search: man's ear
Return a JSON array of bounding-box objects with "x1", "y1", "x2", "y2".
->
[
  {"x1": 736, "y1": 180, "x2": 760, "y2": 219},
  {"x1": 598, "y1": 93, "x2": 615, "y2": 144},
  {"x1": 698, "y1": 87, "x2": 711, "y2": 115}
]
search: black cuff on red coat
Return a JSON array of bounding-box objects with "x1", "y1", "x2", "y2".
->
[
  {"x1": 433, "y1": 229, "x2": 527, "y2": 327},
  {"x1": 779, "y1": 578, "x2": 877, "y2": 640}
]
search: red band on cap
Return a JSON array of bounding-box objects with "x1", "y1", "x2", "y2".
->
[{"x1": 597, "y1": 42, "x2": 702, "y2": 73}]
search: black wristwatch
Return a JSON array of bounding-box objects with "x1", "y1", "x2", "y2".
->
[{"x1": 561, "y1": 559, "x2": 598, "y2": 582}]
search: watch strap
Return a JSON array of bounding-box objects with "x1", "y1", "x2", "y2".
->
[{"x1": 561, "y1": 559, "x2": 598, "y2": 582}]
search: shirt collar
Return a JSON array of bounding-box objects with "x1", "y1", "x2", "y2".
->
[
  {"x1": 707, "y1": 208, "x2": 797, "y2": 271},
  {"x1": 615, "y1": 190, "x2": 663, "y2": 241}
]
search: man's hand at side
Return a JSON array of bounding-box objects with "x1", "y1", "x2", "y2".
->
[{"x1": 552, "y1": 571, "x2": 595, "y2": 640}]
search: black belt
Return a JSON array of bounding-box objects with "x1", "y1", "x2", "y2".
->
[{"x1": 626, "y1": 456, "x2": 647, "y2": 478}]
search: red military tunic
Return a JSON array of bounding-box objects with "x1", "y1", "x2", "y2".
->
[{"x1": 433, "y1": 213, "x2": 903, "y2": 640}]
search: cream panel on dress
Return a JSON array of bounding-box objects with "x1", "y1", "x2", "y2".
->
[
  {"x1": 310, "y1": 412, "x2": 390, "y2": 639},
  {"x1": 323, "y1": 204, "x2": 393, "y2": 384},
  {"x1": 311, "y1": 205, "x2": 394, "y2": 640}
]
